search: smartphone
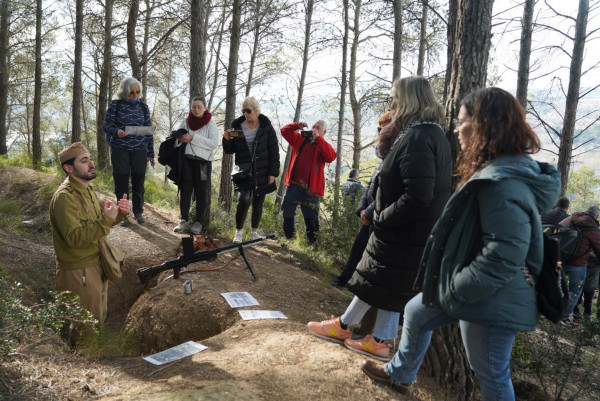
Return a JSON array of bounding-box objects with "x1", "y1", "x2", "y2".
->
[
  {"x1": 229, "y1": 129, "x2": 244, "y2": 138},
  {"x1": 301, "y1": 130, "x2": 313, "y2": 138}
]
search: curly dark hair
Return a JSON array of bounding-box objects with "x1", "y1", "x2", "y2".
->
[{"x1": 456, "y1": 87, "x2": 540, "y2": 187}]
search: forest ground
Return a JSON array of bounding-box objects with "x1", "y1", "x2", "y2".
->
[{"x1": 0, "y1": 165, "x2": 593, "y2": 401}]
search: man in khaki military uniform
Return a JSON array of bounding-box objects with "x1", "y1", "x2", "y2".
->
[{"x1": 49, "y1": 142, "x2": 131, "y2": 322}]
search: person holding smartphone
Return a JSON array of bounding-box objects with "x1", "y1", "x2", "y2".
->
[
  {"x1": 280, "y1": 119, "x2": 337, "y2": 243},
  {"x1": 223, "y1": 96, "x2": 280, "y2": 243}
]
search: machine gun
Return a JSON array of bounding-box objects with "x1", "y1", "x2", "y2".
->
[{"x1": 136, "y1": 234, "x2": 275, "y2": 284}]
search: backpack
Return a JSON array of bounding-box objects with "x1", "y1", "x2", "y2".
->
[
  {"x1": 549, "y1": 223, "x2": 599, "y2": 264},
  {"x1": 157, "y1": 128, "x2": 187, "y2": 168},
  {"x1": 534, "y1": 228, "x2": 570, "y2": 323}
]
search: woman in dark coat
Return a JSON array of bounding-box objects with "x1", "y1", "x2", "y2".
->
[
  {"x1": 223, "y1": 96, "x2": 280, "y2": 243},
  {"x1": 307, "y1": 76, "x2": 452, "y2": 361}
]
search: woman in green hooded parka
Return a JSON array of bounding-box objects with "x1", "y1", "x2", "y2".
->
[{"x1": 360, "y1": 87, "x2": 561, "y2": 400}]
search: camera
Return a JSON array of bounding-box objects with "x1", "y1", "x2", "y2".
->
[
  {"x1": 301, "y1": 130, "x2": 313, "y2": 138},
  {"x1": 229, "y1": 129, "x2": 244, "y2": 138}
]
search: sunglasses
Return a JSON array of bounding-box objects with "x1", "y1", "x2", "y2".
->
[
  {"x1": 242, "y1": 108, "x2": 253, "y2": 114},
  {"x1": 129, "y1": 90, "x2": 141, "y2": 95}
]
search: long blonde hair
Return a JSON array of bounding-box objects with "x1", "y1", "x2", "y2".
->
[{"x1": 391, "y1": 76, "x2": 444, "y2": 131}]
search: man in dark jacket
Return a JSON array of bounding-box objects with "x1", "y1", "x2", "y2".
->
[
  {"x1": 280, "y1": 120, "x2": 336, "y2": 243},
  {"x1": 541, "y1": 196, "x2": 570, "y2": 226},
  {"x1": 559, "y1": 205, "x2": 600, "y2": 325},
  {"x1": 341, "y1": 169, "x2": 364, "y2": 204}
]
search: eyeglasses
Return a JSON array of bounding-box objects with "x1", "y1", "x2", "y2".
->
[
  {"x1": 129, "y1": 90, "x2": 141, "y2": 95},
  {"x1": 241, "y1": 108, "x2": 253, "y2": 114},
  {"x1": 453, "y1": 118, "x2": 471, "y2": 127}
]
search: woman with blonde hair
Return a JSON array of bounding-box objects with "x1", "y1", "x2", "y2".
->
[
  {"x1": 308, "y1": 76, "x2": 453, "y2": 361},
  {"x1": 360, "y1": 87, "x2": 560, "y2": 399}
]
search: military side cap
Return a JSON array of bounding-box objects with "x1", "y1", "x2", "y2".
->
[{"x1": 59, "y1": 142, "x2": 89, "y2": 163}]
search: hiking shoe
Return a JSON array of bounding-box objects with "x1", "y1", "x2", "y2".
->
[
  {"x1": 307, "y1": 316, "x2": 352, "y2": 344},
  {"x1": 174, "y1": 220, "x2": 190, "y2": 233},
  {"x1": 233, "y1": 231, "x2": 243, "y2": 244},
  {"x1": 135, "y1": 213, "x2": 146, "y2": 223},
  {"x1": 344, "y1": 335, "x2": 391, "y2": 361},
  {"x1": 361, "y1": 360, "x2": 411, "y2": 395},
  {"x1": 251, "y1": 231, "x2": 262, "y2": 240},
  {"x1": 560, "y1": 319, "x2": 572, "y2": 327},
  {"x1": 120, "y1": 218, "x2": 132, "y2": 227},
  {"x1": 190, "y1": 222, "x2": 202, "y2": 235}
]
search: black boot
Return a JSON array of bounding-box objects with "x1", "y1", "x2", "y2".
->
[{"x1": 283, "y1": 216, "x2": 295, "y2": 239}]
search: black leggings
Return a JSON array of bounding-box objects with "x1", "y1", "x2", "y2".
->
[{"x1": 235, "y1": 189, "x2": 266, "y2": 229}]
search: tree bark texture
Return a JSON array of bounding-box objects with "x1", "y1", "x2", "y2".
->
[
  {"x1": 349, "y1": 0, "x2": 361, "y2": 169},
  {"x1": 190, "y1": 0, "x2": 207, "y2": 98},
  {"x1": 190, "y1": 0, "x2": 210, "y2": 225},
  {"x1": 245, "y1": 0, "x2": 261, "y2": 97},
  {"x1": 392, "y1": 0, "x2": 402, "y2": 80},
  {"x1": 32, "y1": 0, "x2": 42, "y2": 169},
  {"x1": 516, "y1": 0, "x2": 534, "y2": 111},
  {"x1": 71, "y1": 0, "x2": 84, "y2": 143},
  {"x1": 333, "y1": 0, "x2": 349, "y2": 210},
  {"x1": 127, "y1": 0, "x2": 141, "y2": 79},
  {"x1": 96, "y1": 0, "x2": 113, "y2": 170},
  {"x1": 275, "y1": 0, "x2": 314, "y2": 207},
  {"x1": 0, "y1": 0, "x2": 10, "y2": 155},
  {"x1": 208, "y1": 5, "x2": 227, "y2": 110},
  {"x1": 430, "y1": 0, "x2": 495, "y2": 398},
  {"x1": 417, "y1": 0, "x2": 428, "y2": 76},
  {"x1": 556, "y1": 0, "x2": 589, "y2": 196},
  {"x1": 218, "y1": 0, "x2": 241, "y2": 211}
]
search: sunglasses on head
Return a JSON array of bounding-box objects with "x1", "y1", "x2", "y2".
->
[
  {"x1": 129, "y1": 90, "x2": 141, "y2": 95},
  {"x1": 242, "y1": 108, "x2": 253, "y2": 114}
]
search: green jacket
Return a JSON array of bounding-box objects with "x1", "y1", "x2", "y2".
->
[
  {"x1": 414, "y1": 155, "x2": 561, "y2": 331},
  {"x1": 49, "y1": 177, "x2": 125, "y2": 270}
]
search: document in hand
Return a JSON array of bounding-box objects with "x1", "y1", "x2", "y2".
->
[{"x1": 125, "y1": 126, "x2": 156, "y2": 136}]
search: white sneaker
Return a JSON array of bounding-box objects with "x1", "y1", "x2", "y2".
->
[
  {"x1": 190, "y1": 222, "x2": 202, "y2": 235},
  {"x1": 233, "y1": 231, "x2": 243, "y2": 243},
  {"x1": 174, "y1": 220, "x2": 190, "y2": 233},
  {"x1": 251, "y1": 231, "x2": 262, "y2": 240}
]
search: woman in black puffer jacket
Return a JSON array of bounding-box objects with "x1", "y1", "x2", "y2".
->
[{"x1": 223, "y1": 96, "x2": 280, "y2": 243}]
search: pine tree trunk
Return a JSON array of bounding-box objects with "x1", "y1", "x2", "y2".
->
[
  {"x1": 0, "y1": 0, "x2": 10, "y2": 155},
  {"x1": 349, "y1": 0, "x2": 361, "y2": 169},
  {"x1": 417, "y1": 0, "x2": 428, "y2": 76},
  {"x1": 71, "y1": 0, "x2": 84, "y2": 143},
  {"x1": 392, "y1": 0, "x2": 402, "y2": 80},
  {"x1": 218, "y1": 0, "x2": 241, "y2": 211},
  {"x1": 96, "y1": 0, "x2": 113, "y2": 170},
  {"x1": 32, "y1": 0, "x2": 42, "y2": 169},
  {"x1": 127, "y1": 0, "x2": 141, "y2": 79},
  {"x1": 556, "y1": 0, "x2": 589, "y2": 196},
  {"x1": 515, "y1": 0, "x2": 534, "y2": 110},
  {"x1": 245, "y1": 0, "x2": 261, "y2": 97}
]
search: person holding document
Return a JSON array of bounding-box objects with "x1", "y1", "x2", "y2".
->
[{"x1": 103, "y1": 77, "x2": 154, "y2": 226}]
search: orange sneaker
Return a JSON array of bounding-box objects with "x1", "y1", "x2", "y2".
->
[
  {"x1": 307, "y1": 316, "x2": 352, "y2": 344},
  {"x1": 344, "y1": 334, "x2": 391, "y2": 361}
]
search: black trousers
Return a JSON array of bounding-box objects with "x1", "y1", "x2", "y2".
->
[
  {"x1": 336, "y1": 223, "x2": 372, "y2": 286},
  {"x1": 179, "y1": 159, "x2": 211, "y2": 222},
  {"x1": 235, "y1": 189, "x2": 266, "y2": 229},
  {"x1": 110, "y1": 144, "x2": 147, "y2": 215}
]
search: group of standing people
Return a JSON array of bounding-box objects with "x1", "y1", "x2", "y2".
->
[{"x1": 308, "y1": 77, "x2": 562, "y2": 400}]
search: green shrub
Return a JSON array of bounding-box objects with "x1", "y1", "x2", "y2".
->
[{"x1": 0, "y1": 196, "x2": 21, "y2": 229}]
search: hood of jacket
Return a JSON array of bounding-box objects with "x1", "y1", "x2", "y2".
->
[
  {"x1": 570, "y1": 211, "x2": 600, "y2": 228},
  {"x1": 470, "y1": 155, "x2": 561, "y2": 215}
]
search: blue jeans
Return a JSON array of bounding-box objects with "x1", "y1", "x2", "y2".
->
[
  {"x1": 563, "y1": 264, "x2": 587, "y2": 319},
  {"x1": 385, "y1": 293, "x2": 517, "y2": 401},
  {"x1": 340, "y1": 296, "x2": 400, "y2": 340}
]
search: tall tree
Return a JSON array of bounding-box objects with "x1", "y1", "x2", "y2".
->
[
  {"x1": 0, "y1": 0, "x2": 11, "y2": 155},
  {"x1": 348, "y1": 0, "x2": 362, "y2": 168},
  {"x1": 71, "y1": 0, "x2": 83, "y2": 143},
  {"x1": 425, "y1": 1, "x2": 495, "y2": 398},
  {"x1": 392, "y1": 0, "x2": 402, "y2": 80},
  {"x1": 275, "y1": 0, "x2": 314, "y2": 206},
  {"x1": 417, "y1": 0, "x2": 428, "y2": 76},
  {"x1": 556, "y1": 0, "x2": 589, "y2": 196},
  {"x1": 190, "y1": 0, "x2": 208, "y2": 98},
  {"x1": 515, "y1": 0, "x2": 535, "y2": 110},
  {"x1": 333, "y1": 0, "x2": 349, "y2": 208},
  {"x1": 127, "y1": 0, "x2": 142, "y2": 79},
  {"x1": 32, "y1": 0, "x2": 42, "y2": 169},
  {"x1": 96, "y1": 0, "x2": 113, "y2": 170},
  {"x1": 218, "y1": 0, "x2": 242, "y2": 211}
]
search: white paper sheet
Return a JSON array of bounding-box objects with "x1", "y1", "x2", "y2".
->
[
  {"x1": 238, "y1": 310, "x2": 287, "y2": 320},
  {"x1": 125, "y1": 125, "x2": 156, "y2": 136},
  {"x1": 221, "y1": 292, "x2": 259, "y2": 308},
  {"x1": 143, "y1": 341, "x2": 207, "y2": 365}
]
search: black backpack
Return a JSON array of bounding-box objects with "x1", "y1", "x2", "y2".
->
[
  {"x1": 157, "y1": 128, "x2": 187, "y2": 167},
  {"x1": 550, "y1": 223, "x2": 599, "y2": 264},
  {"x1": 534, "y1": 228, "x2": 570, "y2": 323}
]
